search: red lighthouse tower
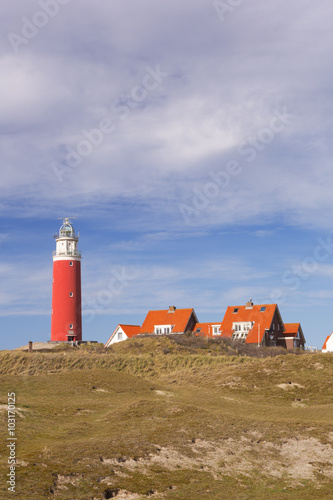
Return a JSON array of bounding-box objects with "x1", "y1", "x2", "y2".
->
[{"x1": 51, "y1": 218, "x2": 82, "y2": 342}]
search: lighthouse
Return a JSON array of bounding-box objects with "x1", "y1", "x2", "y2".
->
[{"x1": 51, "y1": 218, "x2": 82, "y2": 342}]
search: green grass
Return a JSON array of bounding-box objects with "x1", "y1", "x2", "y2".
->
[{"x1": 0, "y1": 338, "x2": 332, "y2": 499}]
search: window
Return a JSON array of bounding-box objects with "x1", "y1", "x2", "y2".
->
[
  {"x1": 69, "y1": 261, "x2": 73, "y2": 266},
  {"x1": 272, "y1": 324, "x2": 275, "y2": 330},
  {"x1": 213, "y1": 326, "x2": 220, "y2": 336},
  {"x1": 69, "y1": 324, "x2": 73, "y2": 330},
  {"x1": 196, "y1": 328, "x2": 201, "y2": 333},
  {"x1": 69, "y1": 292, "x2": 74, "y2": 297},
  {"x1": 260, "y1": 306, "x2": 266, "y2": 312},
  {"x1": 118, "y1": 332, "x2": 123, "y2": 340},
  {"x1": 233, "y1": 308, "x2": 239, "y2": 313},
  {"x1": 154, "y1": 325, "x2": 172, "y2": 335}
]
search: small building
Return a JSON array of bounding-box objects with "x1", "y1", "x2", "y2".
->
[
  {"x1": 105, "y1": 325, "x2": 140, "y2": 347},
  {"x1": 139, "y1": 306, "x2": 198, "y2": 335},
  {"x1": 193, "y1": 322, "x2": 221, "y2": 337},
  {"x1": 322, "y1": 332, "x2": 333, "y2": 353},
  {"x1": 220, "y1": 299, "x2": 285, "y2": 347},
  {"x1": 279, "y1": 323, "x2": 305, "y2": 349}
]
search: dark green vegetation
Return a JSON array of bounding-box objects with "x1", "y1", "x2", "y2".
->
[{"x1": 0, "y1": 337, "x2": 332, "y2": 499}]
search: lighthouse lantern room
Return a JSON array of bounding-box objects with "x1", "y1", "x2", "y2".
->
[{"x1": 51, "y1": 218, "x2": 82, "y2": 342}]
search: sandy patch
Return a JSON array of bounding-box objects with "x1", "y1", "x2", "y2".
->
[
  {"x1": 16, "y1": 460, "x2": 29, "y2": 467},
  {"x1": 292, "y1": 401, "x2": 306, "y2": 407},
  {"x1": 75, "y1": 409, "x2": 92, "y2": 415},
  {"x1": 155, "y1": 390, "x2": 174, "y2": 397},
  {"x1": 99, "y1": 436, "x2": 333, "y2": 484},
  {"x1": 0, "y1": 404, "x2": 28, "y2": 418},
  {"x1": 277, "y1": 382, "x2": 304, "y2": 390}
]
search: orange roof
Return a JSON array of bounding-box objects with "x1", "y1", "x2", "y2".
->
[
  {"x1": 193, "y1": 322, "x2": 221, "y2": 337},
  {"x1": 139, "y1": 308, "x2": 197, "y2": 334},
  {"x1": 220, "y1": 303, "x2": 280, "y2": 344},
  {"x1": 322, "y1": 333, "x2": 332, "y2": 350},
  {"x1": 119, "y1": 325, "x2": 141, "y2": 338},
  {"x1": 283, "y1": 323, "x2": 300, "y2": 337}
]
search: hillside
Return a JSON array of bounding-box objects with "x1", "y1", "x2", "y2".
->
[{"x1": 0, "y1": 337, "x2": 332, "y2": 499}]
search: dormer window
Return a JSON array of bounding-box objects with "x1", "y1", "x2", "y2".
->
[
  {"x1": 154, "y1": 324, "x2": 173, "y2": 335},
  {"x1": 233, "y1": 322, "x2": 252, "y2": 337},
  {"x1": 233, "y1": 308, "x2": 239, "y2": 313},
  {"x1": 212, "y1": 326, "x2": 220, "y2": 336},
  {"x1": 260, "y1": 306, "x2": 266, "y2": 312}
]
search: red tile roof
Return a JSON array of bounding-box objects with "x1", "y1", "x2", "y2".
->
[
  {"x1": 322, "y1": 334, "x2": 332, "y2": 350},
  {"x1": 139, "y1": 308, "x2": 197, "y2": 334},
  {"x1": 119, "y1": 325, "x2": 141, "y2": 338},
  {"x1": 220, "y1": 303, "x2": 280, "y2": 344},
  {"x1": 283, "y1": 323, "x2": 300, "y2": 337},
  {"x1": 193, "y1": 322, "x2": 221, "y2": 337}
]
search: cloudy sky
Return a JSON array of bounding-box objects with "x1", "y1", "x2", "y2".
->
[{"x1": 1, "y1": 1, "x2": 333, "y2": 349}]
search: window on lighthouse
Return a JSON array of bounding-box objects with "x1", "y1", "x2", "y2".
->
[
  {"x1": 70, "y1": 261, "x2": 73, "y2": 266},
  {"x1": 69, "y1": 292, "x2": 74, "y2": 297}
]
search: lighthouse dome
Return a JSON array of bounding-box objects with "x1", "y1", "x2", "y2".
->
[{"x1": 59, "y1": 221, "x2": 75, "y2": 238}]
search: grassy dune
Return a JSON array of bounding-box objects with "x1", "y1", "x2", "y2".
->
[{"x1": 0, "y1": 337, "x2": 332, "y2": 499}]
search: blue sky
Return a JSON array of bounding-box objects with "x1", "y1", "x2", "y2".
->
[{"x1": 1, "y1": 1, "x2": 333, "y2": 349}]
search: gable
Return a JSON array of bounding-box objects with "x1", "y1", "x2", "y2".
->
[
  {"x1": 322, "y1": 333, "x2": 333, "y2": 351},
  {"x1": 105, "y1": 324, "x2": 140, "y2": 347}
]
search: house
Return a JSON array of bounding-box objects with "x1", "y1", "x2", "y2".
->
[
  {"x1": 105, "y1": 324, "x2": 140, "y2": 347},
  {"x1": 279, "y1": 323, "x2": 305, "y2": 350},
  {"x1": 220, "y1": 299, "x2": 286, "y2": 347},
  {"x1": 192, "y1": 322, "x2": 221, "y2": 337},
  {"x1": 104, "y1": 306, "x2": 198, "y2": 347},
  {"x1": 322, "y1": 332, "x2": 333, "y2": 353},
  {"x1": 139, "y1": 306, "x2": 198, "y2": 335}
]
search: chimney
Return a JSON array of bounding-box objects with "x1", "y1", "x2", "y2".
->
[
  {"x1": 168, "y1": 306, "x2": 176, "y2": 312},
  {"x1": 245, "y1": 298, "x2": 254, "y2": 309}
]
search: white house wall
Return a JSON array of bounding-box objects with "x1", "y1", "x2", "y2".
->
[
  {"x1": 106, "y1": 326, "x2": 128, "y2": 346},
  {"x1": 323, "y1": 333, "x2": 333, "y2": 352}
]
